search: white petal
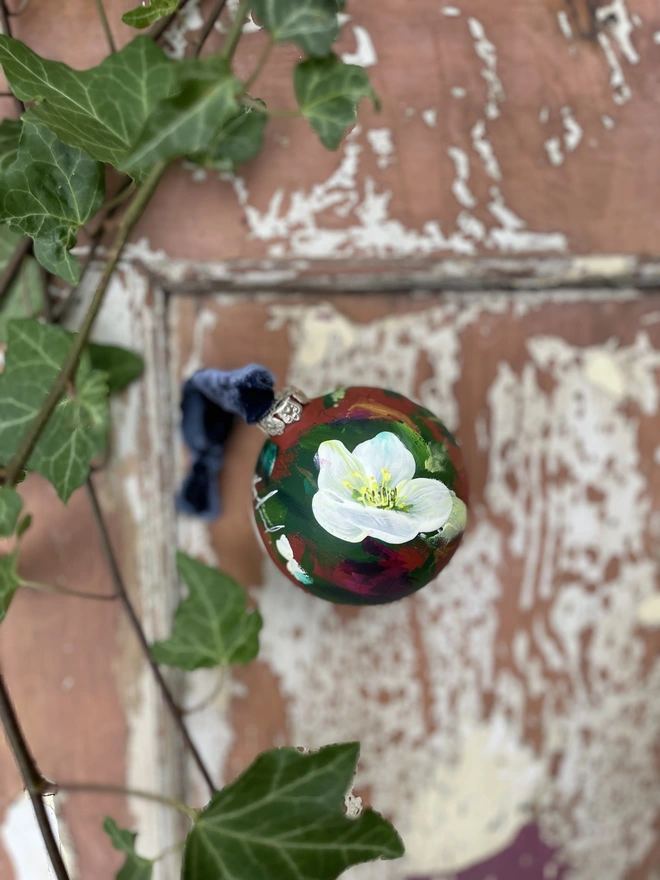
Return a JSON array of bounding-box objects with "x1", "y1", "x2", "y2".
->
[
  {"x1": 316, "y1": 439, "x2": 367, "y2": 497},
  {"x1": 401, "y1": 478, "x2": 453, "y2": 532},
  {"x1": 352, "y1": 431, "x2": 416, "y2": 486},
  {"x1": 312, "y1": 490, "x2": 422, "y2": 544},
  {"x1": 275, "y1": 534, "x2": 293, "y2": 561}
]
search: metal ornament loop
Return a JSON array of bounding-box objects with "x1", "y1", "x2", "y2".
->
[{"x1": 258, "y1": 386, "x2": 309, "y2": 436}]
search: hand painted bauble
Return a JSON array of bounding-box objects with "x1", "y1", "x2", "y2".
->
[{"x1": 253, "y1": 386, "x2": 469, "y2": 606}]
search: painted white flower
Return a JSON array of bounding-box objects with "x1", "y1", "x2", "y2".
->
[
  {"x1": 275, "y1": 534, "x2": 313, "y2": 585},
  {"x1": 312, "y1": 431, "x2": 453, "y2": 544}
]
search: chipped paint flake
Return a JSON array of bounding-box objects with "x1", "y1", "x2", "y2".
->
[
  {"x1": 557, "y1": 10, "x2": 573, "y2": 41},
  {"x1": 341, "y1": 24, "x2": 378, "y2": 68},
  {"x1": 597, "y1": 0, "x2": 640, "y2": 64},
  {"x1": 467, "y1": 18, "x2": 505, "y2": 120},
  {"x1": 442, "y1": 6, "x2": 461, "y2": 16},
  {"x1": 448, "y1": 147, "x2": 477, "y2": 209},
  {"x1": 422, "y1": 108, "x2": 438, "y2": 128},
  {"x1": 539, "y1": 106, "x2": 550, "y2": 124},
  {"x1": 471, "y1": 119, "x2": 502, "y2": 181},
  {"x1": 637, "y1": 594, "x2": 660, "y2": 628},
  {"x1": 487, "y1": 187, "x2": 567, "y2": 252},
  {"x1": 545, "y1": 136, "x2": 564, "y2": 167},
  {"x1": 601, "y1": 114, "x2": 616, "y2": 130},
  {"x1": 451, "y1": 86, "x2": 467, "y2": 99},
  {"x1": 561, "y1": 107, "x2": 583, "y2": 152},
  {"x1": 598, "y1": 32, "x2": 632, "y2": 105},
  {"x1": 366, "y1": 128, "x2": 395, "y2": 169}
]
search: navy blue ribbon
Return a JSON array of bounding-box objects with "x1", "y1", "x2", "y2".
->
[{"x1": 177, "y1": 364, "x2": 275, "y2": 519}]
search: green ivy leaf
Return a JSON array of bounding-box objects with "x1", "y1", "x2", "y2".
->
[
  {"x1": 151, "y1": 552, "x2": 262, "y2": 671},
  {"x1": 0, "y1": 487, "x2": 22, "y2": 538},
  {"x1": 251, "y1": 0, "x2": 340, "y2": 56},
  {"x1": 0, "y1": 119, "x2": 21, "y2": 171},
  {"x1": 103, "y1": 818, "x2": 153, "y2": 880},
  {"x1": 0, "y1": 36, "x2": 177, "y2": 176},
  {"x1": 0, "y1": 118, "x2": 104, "y2": 283},
  {"x1": 294, "y1": 54, "x2": 379, "y2": 149},
  {"x1": 0, "y1": 551, "x2": 20, "y2": 624},
  {"x1": 124, "y1": 58, "x2": 242, "y2": 176},
  {"x1": 0, "y1": 319, "x2": 110, "y2": 502},
  {"x1": 182, "y1": 742, "x2": 404, "y2": 880},
  {"x1": 122, "y1": 0, "x2": 178, "y2": 28},
  {"x1": 16, "y1": 513, "x2": 31, "y2": 538},
  {"x1": 0, "y1": 227, "x2": 43, "y2": 342},
  {"x1": 87, "y1": 343, "x2": 144, "y2": 394},
  {"x1": 190, "y1": 100, "x2": 268, "y2": 170}
]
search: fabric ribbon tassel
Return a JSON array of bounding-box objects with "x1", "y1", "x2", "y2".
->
[{"x1": 177, "y1": 364, "x2": 276, "y2": 519}]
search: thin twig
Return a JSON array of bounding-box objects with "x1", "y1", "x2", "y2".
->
[
  {"x1": 4, "y1": 160, "x2": 167, "y2": 487},
  {"x1": 244, "y1": 36, "x2": 274, "y2": 90},
  {"x1": 193, "y1": 0, "x2": 228, "y2": 57},
  {"x1": 86, "y1": 479, "x2": 217, "y2": 795},
  {"x1": 148, "y1": 0, "x2": 193, "y2": 41},
  {"x1": 21, "y1": 579, "x2": 117, "y2": 601},
  {"x1": 0, "y1": 235, "x2": 31, "y2": 309},
  {"x1": 57, "y1": 781, "x2": 197, "y2": 820},
  {"x1": 0, "y1": 675, "x2": 71, "y2": 880},
  {"x1": 222, "y1": 0, "x2": 249, "y2": 61},
  {"x1": 92, "y1": 0, "x2": 117, "y2": 53},
  {"x1": 0, "y1": 0, "x2": 23, "y2": 115},
  {"x1": 37, "y1": 262, "x2": 52, "y2": 323}
]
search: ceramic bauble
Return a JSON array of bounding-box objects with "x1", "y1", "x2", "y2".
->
[{"x1": 253, "y1": 386, "x2": 468, "y2": 605}]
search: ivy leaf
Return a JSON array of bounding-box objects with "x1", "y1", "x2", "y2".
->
[
  {"x1": 0, "y1": 487, "x2": 22, "y2": 538},
  {"x1": 251, "y1": 0, "x2": 340, "y2": 56},
  {"x1": 16, "y1": 513, "x2": 31, "y2": 538},
  {"x1": 103, "y1": 818, "x2": 153, "y2": 880},
  {"x1": 182, "y1": 742, "x2": 404, "y2": 880},
  {"x1": 0, "y1": 36, "x2": 177, "y2": 176},
  {"x1": 0, "y1": 227, "x2": 43, "y2": 342},
  {"x1": 151, "y1": 551, "x2": 262, "y2": 671},
  {"x1": 124, "y1": 58, "x2": 242, "y2": 176},
  {"x1": 295, "y1": 54, "x2": 380, "y2": 149},
  {"x1": 0, "y1": 118, "x2": 104, "y2": 283},
  {"x1": 0, "y1": 119, "x2": 21, "y2": 171},
  {"x1": 0, "y1": 319, "x2": 110, "y2": 502},
  {"x1": 122, "y1": 0, "x2": 178, "y2": 28},
  {"x1": 88, "y1": 343, "x2": 144, "y2": 394},
  {"x1": 190, "y1": 100, "x2": 268, "y2": 170},
  {"x1": 0, "y1": 551, "x2": 20, "y2": 624}
]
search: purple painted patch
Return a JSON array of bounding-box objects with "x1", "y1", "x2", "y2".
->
[{"x1": 406, "y1": 822, "x2": 569, "y2": 880}]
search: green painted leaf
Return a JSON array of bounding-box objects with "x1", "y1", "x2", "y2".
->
[
  {"x1": 190, "y1": 100, "x2": 268, "y2": 170},
  {"x1": 0, "y1": 319, "x2": 110, "y2": 502},
  {"x1": 0, "y1": 227, "x2": 43, "y2": 342},
  {"x1": 88, "y1": 343, "x2": 144, "y2": 394},
  {"x1": 0, "y1": 36, "x2": 177, "y2": 176},
  {"x1": 182, "y1": 742, "x2": 404, "y2": 880},
  {"x1": 122, "y1": 0, "x2": 178, "y2": 28},
  {"x1": 251, "y1": 0, "x2": 340, "y2": 56},
  {"x1": 103, "y1": 818, "x2": 153, "y2": 880},
  {"x1": 424, "y1": 440, "x2": 457, "y2": 486},
  {"x1": 0, "y1": 487, "x2": 22, "y2": 538},
  {"x1": 0, "y1": 551, "x2": 20, "y2": 624},
  {"x1": 0, "y1": 119, "x2": 21, "y2": 171},
  {"x1": 294, "y1": 54, "x2": 379, "y2": 149},
  {"x1": 436, "y1": 492, "x2": 467, "y2": 544},
  {"x1": 0, "y1": 117, "x2": 104, "y2": 283},
  {"x1": 151, "y1": 552, "x2": 262, "y2": 671},
  {"x1": 124, "y1": 58, "x2": 242, "y2": 175}
]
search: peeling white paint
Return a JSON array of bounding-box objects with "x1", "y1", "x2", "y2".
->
[
  {"x1": 448, "y1": 147, "x2": 477, "y2": 209},
  {"x1": 557, "y1": 10, "x2": 573, "y2": 41},
  {"x1": 598, "y1": 32, "x2": 632, "y2": 105},
  {"x1": 471, "y1": 119, "x2": 502, "y2": 181},
  {"x1": 561, "y1": 107, "x2": 583, "y2": 152},
  {"x1": 422, "y1": 108, "x2": 438, "y2": 128},
  {"x1": 597, "y1": 0, "x2": 640, "y2": 64},
  {"x1": 637, "y1": 594, "x2": 660, "y2": 628},
  {"x1": 584, "y1": 350, "x2": 626, "y2": 398},
  {"x1": 1, "y1": 794, "x2": 66, "y2": 879},
  {"x1": 467, "y1": 18, "x2": 505, "y2": 120},
  {"x1": 161, "y1": 0, "x2": 204, "y2": 59},
  {"x1": 486, "y1": 188, "x2": 568, "y2": 252},
  {"x1": 341, "y1": 25, "x2": 378, "y2": 68},
  {"x1": 451, "y1": 86, "x2": 467, "y2": 99},
  {"x1": 654, "y1": 31, "x2": 660, "y2": 44},
  {"x1": 366, "y1": 128, "x2": 395, "y2": 169},
  {"x1": 442, "y1": 6, "x2": 461, "y2": 16}
]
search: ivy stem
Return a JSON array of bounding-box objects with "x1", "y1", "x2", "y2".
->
[
  {"x1": 0, "y1": 675, "x2": 72, "y2": 880},
  {"x1": 0, "y1": 235, "x2": 31, "y2": 309},
  {"x1": 101, "y1": 181, "x2": 136, "y2": 213},
  {"x1": 240, "y1": 95, "x2": 300, "y2": 118},
  {"x1": 148, "y1": 0, "x2": 193, "y2": 40},
  {"x1": 92, "y1": 0, "x2": 117, "y2": 54},
  {"x1": 0, "y1": 0, "x2": 24, "y2": 115},
  {"x1": 20, "y1": 579, "x2": 117, "y2": 602},
  {"x1": 244, "y1": 37, "x2": 274, "y2": 91},
  {"x1": 193, "y1": 0, "x2": 228, "y2": 57},
  {"x1": 86, "y1": 479, "x2": 218, "y2": 796},
  {"x1": 4, "y1": 159, "x2": 168, "y2": 488},
  {"x1": 222, "y1": 0, "x2": 250, "y2": 62},
  {"x1": 56, "y1": 782, "x2": 198, "y2": 821},
  {"x1": 154, "y1": 838, "x2": 187, "y2": 862}
]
